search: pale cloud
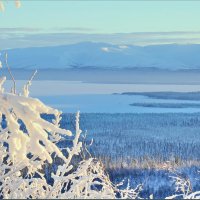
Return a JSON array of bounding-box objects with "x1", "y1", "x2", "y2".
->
[
  {"x1": 0, "y1": 26, "x2": 96, "y2": 34},
  {"x1": 0, "y1": 27, "x2": 42, "y2": 33},
  {"x1": 55, "y1": 27, "x2": 96, "y2": 32}
]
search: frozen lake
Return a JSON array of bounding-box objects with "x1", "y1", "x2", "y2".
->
[
  {"x1": 37, "y1": 94, "x2": 200, "y2": 113},
  {"x1": 4, "y1": 80, "x2": 200, "y2": 113},
  {"x1": 4, "y1": 80, "x2": 200, "y2": 95}
]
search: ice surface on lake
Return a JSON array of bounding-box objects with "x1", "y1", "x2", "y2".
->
[
  {"x1": 38, "y1": 94, "x2": 200, "y2": 113},
  {"x1": 4, "y1": 80, "x2": 200, "y2": 95},
  {"x1": 4, "y1": 80, "x2": 200, "y2": 113}
]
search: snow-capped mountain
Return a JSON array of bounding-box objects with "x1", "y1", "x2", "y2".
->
[{"x1": 2, "y1": 42, "x2": 200, "y2": 70}]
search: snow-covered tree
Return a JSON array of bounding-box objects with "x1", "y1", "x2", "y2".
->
[{"x1": 0, "y1": 58, "x2": 143, "y2": 198}]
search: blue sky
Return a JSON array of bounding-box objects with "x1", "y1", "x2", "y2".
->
[
  {"x1": 1, "y1": 1, "x2": 200, "y2": 48},
  {"x1": 2, "y1": 1, "x2": 200, "y2": 33}
]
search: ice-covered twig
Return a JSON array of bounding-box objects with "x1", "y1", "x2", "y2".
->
[
  {"x1": 5, "y1": 53, "x2": 16, "y2": 94},
  {"x1": 23, "y1": 70, "x2": 37, "y2": 97}
]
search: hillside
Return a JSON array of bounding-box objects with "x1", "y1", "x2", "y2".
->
[{"x1": 2, "y1": 42, "x2": 200, "y2": 70}]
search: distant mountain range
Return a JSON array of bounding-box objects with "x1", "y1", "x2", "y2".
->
[{"x1": 2, "y1": 42, "x2": 200, "y2": 70}]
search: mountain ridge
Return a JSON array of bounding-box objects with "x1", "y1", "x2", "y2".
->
[{"x1": 1, "y1": 42, "x2": 200, "y2": 70}]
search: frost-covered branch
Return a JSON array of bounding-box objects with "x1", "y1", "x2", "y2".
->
[
  {"x1": 0, "y1": 70, "x2": 142, "y2": 199},
  {"x1": 5, "y1": 53, "x2": 16, "y2": 94},
  {"x1": 23, "y1": 70, "x2": 37, "y2": 97},
  {"x1": 165, "y1": 174, "x2": 200, "y2": 199}
]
